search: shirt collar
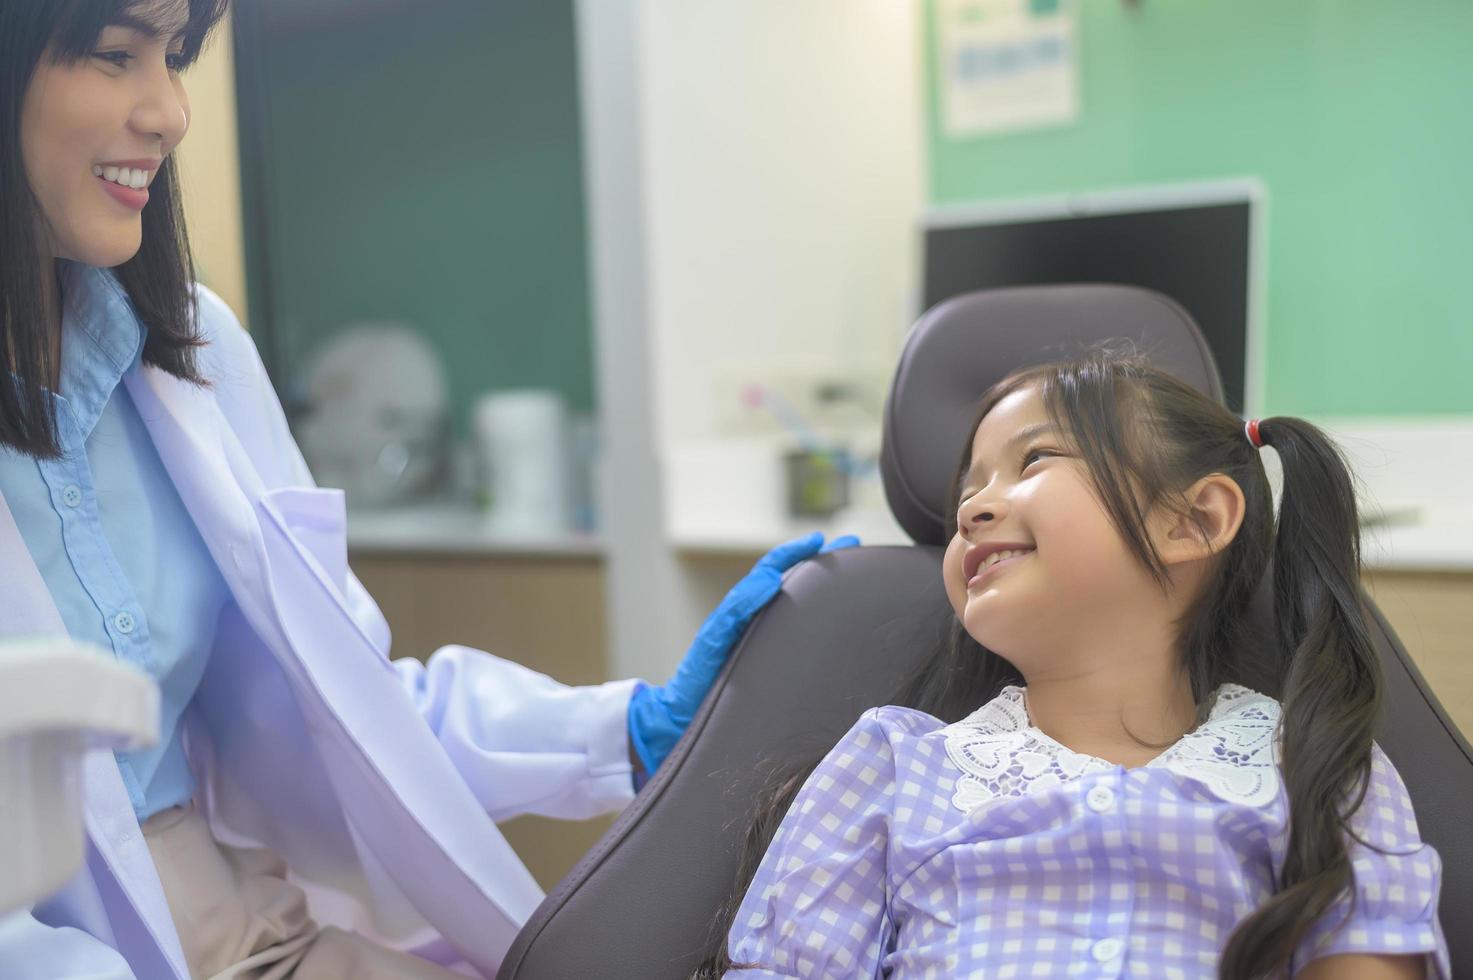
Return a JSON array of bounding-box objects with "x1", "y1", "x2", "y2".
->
[
  {"x1": 942, "y1": 683, "x2": 1283, "y2": 808},
  {"x1": 964, "y1": 683, "x2": 1282, "y2": 756},
  {"x1": 53, "y1": 262, "x2": 147, "y2": 446}
]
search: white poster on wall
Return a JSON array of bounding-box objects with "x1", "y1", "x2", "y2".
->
[{"x1": 936, "y1": 0, "x2": 1078, "y2": 138}]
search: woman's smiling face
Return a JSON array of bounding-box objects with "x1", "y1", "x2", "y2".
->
[
  {"x1": 20, "y1": 0, "x2": 192, "y2": 267},
  {"x1": 941, "y1": 383, "x2": 1161, "y2": 666}
]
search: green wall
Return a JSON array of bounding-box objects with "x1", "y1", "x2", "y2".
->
[
  {"x1": 924, "y1": 0, "x2": 1472, "y2": 416},
  {"x1": 251, "y1": 0, "x2": 593, "y2": 426}
]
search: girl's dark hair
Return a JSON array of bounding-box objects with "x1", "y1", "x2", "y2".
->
[
  {"x1": 1, "y1": 0, "x2": 228, "y2": 457},
  {"x1": 696, "y1": 349, "x2": 1381, "y2": 980}
]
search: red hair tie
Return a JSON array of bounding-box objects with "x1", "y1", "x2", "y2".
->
[{"x1": 1244, "y1": 419, "x2": 1265, "y2": 449}]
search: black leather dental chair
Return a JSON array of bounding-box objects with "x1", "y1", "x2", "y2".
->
[{"x1": 497, "y1": 285, "x2": 1471, "y2": 979}]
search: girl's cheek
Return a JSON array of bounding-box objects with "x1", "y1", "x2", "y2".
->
[
  {"x1": 1050, "y1": 510, "x2": 1143, "y2": 589},
  {"x1": 942, "y1": 535, "x2": 968, "y2": 615}
]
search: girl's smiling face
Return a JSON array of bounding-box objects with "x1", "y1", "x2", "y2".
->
[
  {"x1": 20, "y1": 1, "x2": 192, "y2": 266},
  {"x1": 941, "y1": 383, "x2": 1165, "y2": 668}
]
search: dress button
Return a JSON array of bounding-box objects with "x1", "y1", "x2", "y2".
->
[
  {"x1": 61, "y1": 484, "x2": 83, "y2": 508},
  {"x1": 113, "y1": 611, "x2": 136, "y2": 635},
  {"x1": 1092, "y1": 937, "x2": 1124, "y2": 962},
  {"x1": 1086, "y1": 785, "x2": 1116, "y2": 813}
]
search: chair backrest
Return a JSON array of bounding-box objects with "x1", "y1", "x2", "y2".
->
[{"x1": 497, "y1": 285, "x2": 1470, "y2": 979}]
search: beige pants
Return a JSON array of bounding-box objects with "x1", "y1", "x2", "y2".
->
[{"x1": 142, "y1": 803, "x2": 466, "y2": 980}]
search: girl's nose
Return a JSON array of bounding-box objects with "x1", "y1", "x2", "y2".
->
[{"x1": 957, "y1": 494, "x2": 1007, "y2": 535}]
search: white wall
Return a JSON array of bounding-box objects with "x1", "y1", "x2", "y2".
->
[
  {"x1": 640, "y1": 0, "x2": 924, "y2": 446},
  {"x1": 578, "y1": 1, "x2": 925, "y2": 679},
  {"x1": 576, "y1": 0, "x2": 689, "y2": 682}
]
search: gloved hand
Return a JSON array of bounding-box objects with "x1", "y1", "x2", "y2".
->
[{"x1": 627, "y1": 532, "x2": 860, "y2": 777}]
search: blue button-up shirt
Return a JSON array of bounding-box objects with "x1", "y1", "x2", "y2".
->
[{"x1": 0, "y1": 263, "x2": 229, "y2": 822}]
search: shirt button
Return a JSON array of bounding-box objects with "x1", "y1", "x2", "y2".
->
[
  {"x1": 113, "y1": 611, "x2": 136, "y2": 635},
  {"x1": 61, "y1": 484, "x2": 84, "y2": 508},
  {"x1": 1092, "y1": 937, "x2": 1124, "y2": 962},
  {"x1": 1086, "y1": 785, "x2": 1116, "y2": 813}
]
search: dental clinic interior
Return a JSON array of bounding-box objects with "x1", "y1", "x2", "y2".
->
[{"x1": 10, "y1": 0, "x2": 1472, "y2": 975}]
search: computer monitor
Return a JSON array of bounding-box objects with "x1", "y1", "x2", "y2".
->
[{"x1": 921, "y1": 179, "x2": 1264, "y2": 414}]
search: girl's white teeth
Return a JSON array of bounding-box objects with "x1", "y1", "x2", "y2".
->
[
  {"x1": 981, "y1": 547, "x2": 1033, "y2": 570},
  {"x1": 93, "y1": 165, "x2": 150, "y2": 189}
]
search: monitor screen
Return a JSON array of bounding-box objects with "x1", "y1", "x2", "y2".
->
[{"x1": 923, "y1": 190, "x2": 1256, "y2": 413}]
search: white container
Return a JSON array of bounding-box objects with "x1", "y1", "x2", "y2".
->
[
  {"x1": 474, "y1": 389, "x2": 572, "y2": 534},
  {"x1": 0, "y1": 640, "x2": 158, "y2": 914}
]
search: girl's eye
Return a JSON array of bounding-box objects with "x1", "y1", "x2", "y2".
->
[
  {"x1": 93, "y1": 51, "x2": 133, "y2": 67},
  {"x1": 166, "y1": 52, "x2": 189, "y2": 73},
  {"x1": 1021, "y1": 448, "x2": 1058, "y2": 470}
]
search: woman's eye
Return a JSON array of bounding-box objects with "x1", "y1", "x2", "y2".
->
[{"x1": 92, "y1": 49, "x2": 188, "y2": 73}]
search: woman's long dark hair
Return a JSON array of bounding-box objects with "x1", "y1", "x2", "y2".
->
[
  {"x1": 695, "y1": 350, "x2": 1382, "y2": 980},
  {"x1": 1, "y1": 0, "x2": 228, "y2": 457}
]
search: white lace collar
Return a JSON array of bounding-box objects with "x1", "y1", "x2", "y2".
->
[{"x1": 940, "y1": 684, "x2": 1282, "y2": 812}]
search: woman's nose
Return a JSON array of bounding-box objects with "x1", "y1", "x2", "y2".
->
[{"x1": 130, "y1": 64, "x2": 189, "y2": 149}]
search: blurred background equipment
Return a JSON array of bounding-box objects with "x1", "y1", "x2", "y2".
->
[
  {"x1": 294, "y1": 324, "x2": 450, "y2": 509},
  {"x1": 474, "y1": 389, "x2": 573, "y2": 534},
  {"x1": 784, "y1": 449, "x2": 851, "y2": 519},
  {"x1": 923, "y1": 179, "x2": 1260, "y2": 414}
]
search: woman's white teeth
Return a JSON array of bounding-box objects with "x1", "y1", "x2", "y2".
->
[
  {"x1": 981, "y1": 548, "x2": 1032, "y2": 570},
  {"x1": 93, "y1": 165, "x2": 149, "y2": 189}
]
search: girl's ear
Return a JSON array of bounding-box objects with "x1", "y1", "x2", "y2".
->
[{"x1": 1156, "y1": 473, "x2": 1247, "y2": 567}]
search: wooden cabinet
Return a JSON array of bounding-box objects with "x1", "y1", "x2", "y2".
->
[
  {"x1": 1364, "y1": 570, "x2": 1473, "y2": 742},
  {"x1": 350, "y1": 551, "x2": 616, "y2": 891}
]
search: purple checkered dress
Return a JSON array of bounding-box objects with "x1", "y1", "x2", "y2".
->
[{"x1": 725, "y1": 685, "x2": 1449, "y2": 978}]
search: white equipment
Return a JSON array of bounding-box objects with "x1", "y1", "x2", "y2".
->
[{"x1": 0, "y1": 640, "x2": 158, "y2": 913}]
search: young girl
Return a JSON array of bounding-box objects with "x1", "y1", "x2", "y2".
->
[{"x1": 705, "y1": 351, "x2": 1449, "y2": 979}]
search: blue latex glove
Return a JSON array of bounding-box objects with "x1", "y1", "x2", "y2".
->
[{"x1": 627, "y1": 532, "x2": 860, "y2": 777}]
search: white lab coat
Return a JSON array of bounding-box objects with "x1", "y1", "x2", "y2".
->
[{"x1": 0, "y1": 286, "x2": 637, "y2": 979}]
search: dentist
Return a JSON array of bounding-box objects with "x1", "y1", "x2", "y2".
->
[{"x1": 0, "y1": 2, "x2": 853, "y2": 977}]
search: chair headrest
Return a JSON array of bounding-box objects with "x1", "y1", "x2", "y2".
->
[{"x1": 880, "y1": 284, "x2": 1226, "y2": 546}]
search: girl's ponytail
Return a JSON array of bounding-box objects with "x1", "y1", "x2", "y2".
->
[{"x1": 1220, "y1": 417, "x2": 1383, "y2": 978}]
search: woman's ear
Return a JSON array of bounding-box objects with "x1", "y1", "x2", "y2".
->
[{"x1": 1156, "y1": 474, "x2": 1246, "y2": 567}]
